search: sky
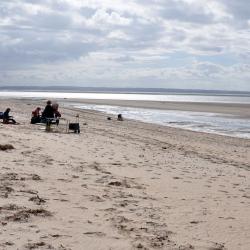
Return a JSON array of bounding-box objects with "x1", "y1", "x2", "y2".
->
[{"x1": 0, "y1": 0, "x2": 250, "y2": 91}]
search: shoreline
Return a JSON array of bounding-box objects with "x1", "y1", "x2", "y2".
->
[
  {"x1": 62, "y1": 99, "x2": 250, "y2": 140},
  {"x1": 62, "y1": 98, "x2": 250, "y2": 118}
]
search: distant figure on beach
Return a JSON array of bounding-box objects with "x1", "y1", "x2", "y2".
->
[
  {"x1": 42, "y1": 100, "x2": 55, "y2": 119},
  {"x1": 117, "y1": 114, "x2": 123, "y2": 121},
  {"x1": 31, "y1": 107, "x2": 41, "y2": 124},
  {"x1": 3, "y1": 108, "x2": 16, "y2": 124}
]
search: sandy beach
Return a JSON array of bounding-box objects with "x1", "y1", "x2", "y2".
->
[{"x1": 0, "y1": 98, "x2": 250, "y2": 250}]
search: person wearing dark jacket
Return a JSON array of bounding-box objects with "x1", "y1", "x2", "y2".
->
[
  {"x1": 42, "y1": 100, "x2": 54, "y2": 119},
  {"x1": 3, "y1": 108, "x2": 16, "y2": 124}
]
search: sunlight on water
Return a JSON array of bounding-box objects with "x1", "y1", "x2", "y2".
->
[{"x1": 1, "y1": 91, "x2": 250, "y2": 103}]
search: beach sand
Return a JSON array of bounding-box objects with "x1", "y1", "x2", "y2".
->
[{"x1": 0, "y1": 98, "x2": 249, "y2": 250}]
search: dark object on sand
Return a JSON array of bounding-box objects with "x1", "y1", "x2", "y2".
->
[
  {"x1": 68, "y1": 115, "x2": 80, "y2": 133},
  {"x1": 31, "y1": 116, "x2": 41, "y2": 124},
  {"x1": 0, "y1": 144, "x2": 14, "y2": 151},
  {"x1": 68, "y1": 123, "x2": 80, "y2": 133},
  {"x1": 117, "y1": 114, "x2": 123, "y2": 121},
  {"x1": 107, "y1": 117, "x2": 112, "y2": 120}
]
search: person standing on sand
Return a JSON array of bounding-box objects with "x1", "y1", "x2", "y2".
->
[{"x1": 3, "y1": 108, "x2": 16, "y2": 124}]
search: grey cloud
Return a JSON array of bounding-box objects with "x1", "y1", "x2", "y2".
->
[
  {"x1": 194, "y1": 62, "x2": 225, "y2": 77},
  {"x1": 120, "y1": 20, "x2": 164, "y2": 49},
  {"x1": 0, "y1": 0, "x2": 250, "y2": 90},
  {"x1": 196, "y1": 46, "x2": 223, "y2": 54},
  {"x1": 187, "y1": 36, "x2": 225, "y2": 54},
  {"x1": 220, "y1": 0, "x2": 250, "y2": 21},
  {"x1": 136, "y1": 0, "x2": 216, "y2": 24},
  {"x1": 79, "y1": 7, "x2": 97, "y2": 18},
  {"x1": 114, "y1": 55, "x2": 135, "y2": 62},
  {"x1": 160, "y1": 3, "x2": 214, "y2": 24},
  {"x1": 0, "y1": 28, "x2": 99, "y2": 69},
  {"x1": 30, "y1": 12, "x2": 73, "y2": 30}
]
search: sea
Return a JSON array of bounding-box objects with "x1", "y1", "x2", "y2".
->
[{"x1": 0, "y1": 87, "x2": 250, "y2": 139}]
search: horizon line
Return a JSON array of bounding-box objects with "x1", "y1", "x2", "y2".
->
[{"x1": 0, "y1": 85, "x2": 250, "y2": 94}]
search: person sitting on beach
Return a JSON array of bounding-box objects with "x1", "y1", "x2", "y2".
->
[
  {"x1": 31, "y1": 107, "x2": 41, "y2": 124},
  {"x1": 3, "y1": 108, "x2": 17, "y2": 124},
  {"x1": 52, "y1": 103, "x2": 61, "y2": 125},
  {"x1": 117, "y1": 114, "x2": 123, "y2": 121},
  {"x1": 42, "y1": 100, "x2": 55, "y2": 120}
]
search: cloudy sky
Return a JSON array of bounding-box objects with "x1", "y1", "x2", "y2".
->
[{"x1": 0, "y1": 0, "x2": 250, "y2": 90}]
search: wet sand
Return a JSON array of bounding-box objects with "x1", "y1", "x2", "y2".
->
[
  {"x1": 0, "y1": 98, "x2": 249, "y2": 250},
  {"x1": 61, "y1": 98, "x2": 250, "y2": 118}
]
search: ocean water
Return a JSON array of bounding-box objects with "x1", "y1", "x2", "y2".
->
[
  {"x1": 68, "y1": 103, "x2": 250, "y2": 139},
  {"x1": 0, "y1": 91, "x2": 250, "y2": 103},
  {"x1": 0, "y1": 90, "x2": 250, "y2": 139}
]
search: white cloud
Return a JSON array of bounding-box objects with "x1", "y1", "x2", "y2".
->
[
  {"x1": 89, "y1": 9, "x2": 132, "y2": 27},
  {"x1": 0, "y1": 0, "x2": 249, "y2": 90},
  {"x1": 107, "y1": 30, "x2": 131, "y2": 40}
]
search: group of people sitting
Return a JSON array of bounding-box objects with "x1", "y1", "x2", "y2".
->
[
  {"x1": 1, "y1": 100, "x2": 61, "y2": 125},
  {"x1": 2, "y1": 100, "x2": 123, "y2": 126},
  {"x1": 31, "y1": 100, "x2": 61, "y2": 124}
]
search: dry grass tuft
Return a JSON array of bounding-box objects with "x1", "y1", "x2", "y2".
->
[{"x1": 0, "y1": 144, "x2": 14, "y2": 151}]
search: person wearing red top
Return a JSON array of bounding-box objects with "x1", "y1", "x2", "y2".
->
[
  {"x1": 32, "y1": 107, "x2": 41, "y2": 117},
  {"x1": 31, "y1": 107, "x2": 41, "y2": 124}
]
